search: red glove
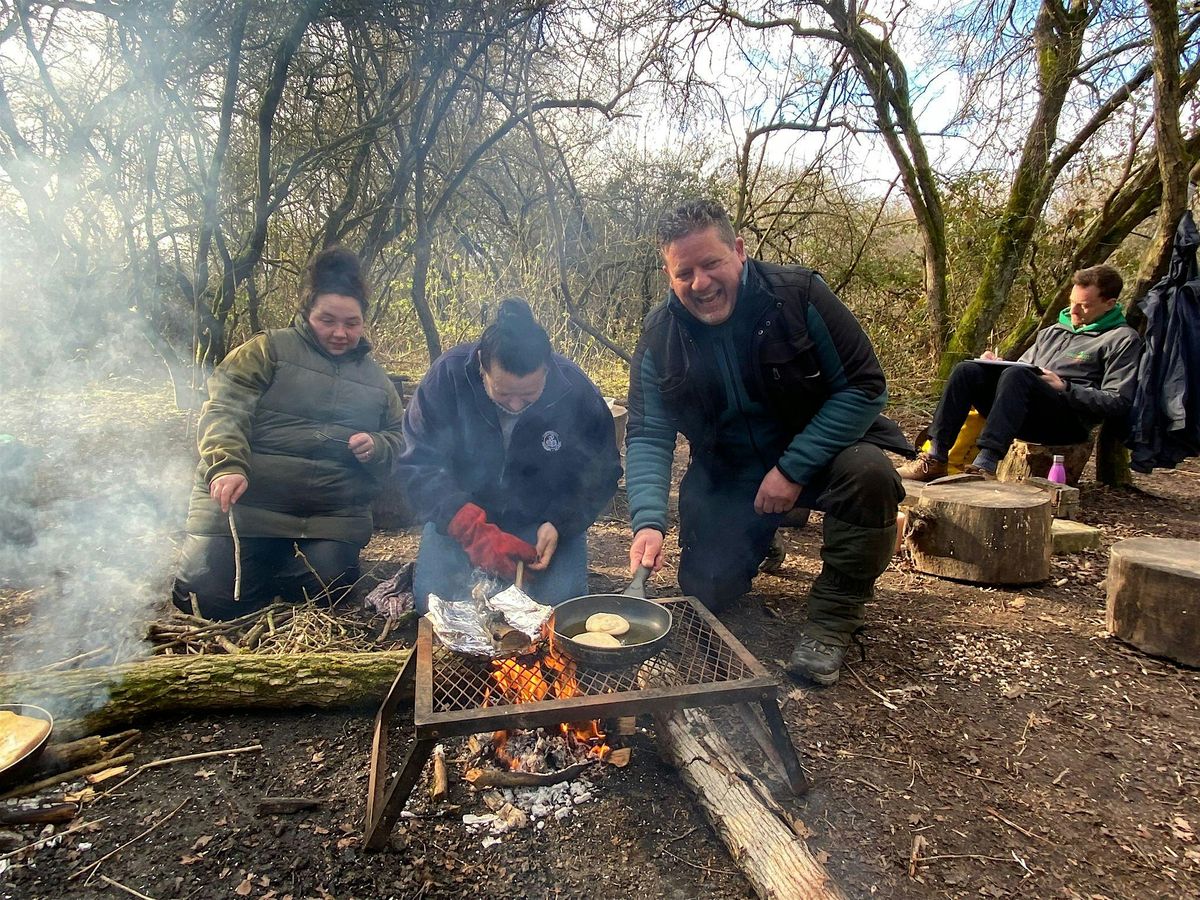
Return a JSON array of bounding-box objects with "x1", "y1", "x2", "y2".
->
[{"x1": 447, "y1": 503, "x2": 537, "y2": 580}]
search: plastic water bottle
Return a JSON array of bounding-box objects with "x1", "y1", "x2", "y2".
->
[{"x1": 1048, "y1": 454, "x2": 1067, "y2": 485}]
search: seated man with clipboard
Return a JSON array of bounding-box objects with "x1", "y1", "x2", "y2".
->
[{"x1": 900, "y1": 265, "x2": 1141, "y2": 481}]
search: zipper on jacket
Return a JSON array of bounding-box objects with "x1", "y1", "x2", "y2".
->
[{"x1": 717, "y1": 337, "x2": 770, "y2": 471}]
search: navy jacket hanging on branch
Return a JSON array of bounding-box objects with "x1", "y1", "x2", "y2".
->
[{"x1": 1128, "y1": 211, "x2": 1200, "y2": 473}]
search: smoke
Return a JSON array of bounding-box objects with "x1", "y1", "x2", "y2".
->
[{"x1": 0, "y1": 243, "x2": 195, "y2": 721}]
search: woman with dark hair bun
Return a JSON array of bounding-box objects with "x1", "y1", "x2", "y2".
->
[
  {"x1": 398, "y1": 298, "x2": 620, "y2": 609},
  {"x1": 172, "y1": 247, "x2": 405, "y2": 619}
]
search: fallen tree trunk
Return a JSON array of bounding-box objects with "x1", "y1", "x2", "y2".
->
[
  {"x1": 654, "y1": 706, "x2": 844, "y2": 900},
  {"x1": 0, "y1": 651, "x2": 410, "y2": 740}
]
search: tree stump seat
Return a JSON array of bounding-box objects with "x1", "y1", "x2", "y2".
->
[
  {"x1": 905, "y1": 478, "x2": 1053, "y2": 584},
  {"x1": 996, "y1": 437, "x2": 1095, "y2": 487},
  {"x1": 1106, "y1": 537, "x2": 1200, "y2": 667}
]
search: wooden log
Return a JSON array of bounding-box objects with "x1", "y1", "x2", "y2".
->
[
  {"x1": 654, "y1": 706, "x2": 843, "y2": 900},
  {"x1": 32, "y1": 729, "x2": 141, "y2": 777},
  {"x1": 0, "y1": 802, "x2": 79, "y2": 825},
  {"x1": 906, "y1": 481, "x2": 1052, "y2": 584},
  {"x1": 0, "y1": 651, "x2": 410, "y2": 740},
  {"x1": 1105, "y1": 537, "x2": 1200, "y2": 667},
  {"x1": 996, "y1": 438, "x2": 1094, "y2": 486},
  {"x1": 429, "y1": 745, "x2": 448, "y2": 802}
]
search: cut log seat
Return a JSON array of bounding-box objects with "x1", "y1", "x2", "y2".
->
[
  {"x1": 905, "y1": 479, "x2": 1052, "y2": 584},
  {"x1": 1106, "y1": 537, "x2": 1200, "y2": 667},
  {"x1": 996, "y1": 437, "x2": 1095, "y2": 486}
]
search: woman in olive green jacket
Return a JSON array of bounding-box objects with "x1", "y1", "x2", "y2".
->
[{"x1": 172, "y1": 249, "x2": 404, "y2": 619}]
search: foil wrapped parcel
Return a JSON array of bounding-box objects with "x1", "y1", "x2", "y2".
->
[{"x1": 426, "y1": 583, "x2": 553, "y2": 657}]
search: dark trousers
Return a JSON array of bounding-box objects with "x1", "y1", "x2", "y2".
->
[
  {"x1": 678, "y1": 442, "x2": 903, "y2": 610},
  {"x1": 931, "y1": 362, "x2": 1091, "y2": 458},
  {"x1": 172, "y1": 534, "x2": 360, "y2": 620}
]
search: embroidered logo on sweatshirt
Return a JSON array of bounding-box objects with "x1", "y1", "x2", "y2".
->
[{"x1": 542, "y1": 431, "x2": 562, "y2": 452}]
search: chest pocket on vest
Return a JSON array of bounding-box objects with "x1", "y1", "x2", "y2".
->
[{"x1": 758, "y1": 333, "x2": 826, "y2": 400}]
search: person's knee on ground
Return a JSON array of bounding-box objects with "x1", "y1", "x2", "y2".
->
[
  {"x1": 171, "y1": 533, "x2": 279, "y2": 621},
  {"x1": 676, "y1": 463, "x2": 779, "y2": 613}
]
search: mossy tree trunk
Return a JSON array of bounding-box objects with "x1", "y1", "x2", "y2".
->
[
  {"x1": 937, "y1": 0, "x2": 1090, "y2": 380},
  {"x1": 0, "y1": 651, "x2": 411, "y2": 740}
]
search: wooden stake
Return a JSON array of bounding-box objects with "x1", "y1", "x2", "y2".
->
[{"x1": 429, "y1": 745, "x2": 448, "y2": 802}]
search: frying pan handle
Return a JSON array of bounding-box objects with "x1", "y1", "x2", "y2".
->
[{"x1": 623, "y1": 565, "x2": 652, "y2": 599}]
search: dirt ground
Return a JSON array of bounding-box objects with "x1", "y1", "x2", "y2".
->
[{"x1": 1, "y1": 379, "x2": 1199, "y2": 900}]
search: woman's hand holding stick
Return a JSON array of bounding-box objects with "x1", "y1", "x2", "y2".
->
[{"x1": 209, "y1": 474, "x2": 248, "y2": 604}]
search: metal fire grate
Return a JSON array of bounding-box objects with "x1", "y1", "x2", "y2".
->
[
  {"x1": 429, "y1": 599, "x2": 753, "y2": 716},
  {"x1": 364, "y1": 596, "x2": 806, "y2": 849}
]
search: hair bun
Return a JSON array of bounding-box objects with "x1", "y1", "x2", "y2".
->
[
  {"x1": 496, "y1": 297, "x2": 535, "y2": 326},
  {"x1": 311, "y1": 247, "x2": 361, "y2": 282},
  {"x1": 302, "y1": 247, "x2": 369, "y2": 314}
]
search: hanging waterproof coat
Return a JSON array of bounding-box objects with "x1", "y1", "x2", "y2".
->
[{"x1": 1128, "y1": 211, "x2": 1200, "y2": 472}]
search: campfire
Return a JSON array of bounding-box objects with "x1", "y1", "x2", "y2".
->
[
  {"x1": 469, "y1": 650, "x2": 617, "y2": 785},
  {"x1": 365, "y1": 597, "x2": 803, "y2": 855}
]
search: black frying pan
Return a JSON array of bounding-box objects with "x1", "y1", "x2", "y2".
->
[
  {"x1": 551, "y1": 566, "x2": 672, "y2": 671},
  {"x1": 0, "y1": 703, "x2": 54, "y2": 790}
]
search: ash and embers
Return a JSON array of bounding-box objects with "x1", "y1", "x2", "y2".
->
[{"x1": 430, "y1": 721, "x2": 630, "y2": 846}]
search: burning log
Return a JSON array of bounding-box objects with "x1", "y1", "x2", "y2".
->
[
  {"x1": 654, "y1": 706, "x2": 843, "y2": 900},
  {"x1": 0, "y1": 651, "x2": 410, "y2": 740}
]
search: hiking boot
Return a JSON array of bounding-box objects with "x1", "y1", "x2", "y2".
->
[
  {"x1": 896, "y1": 452, "x2": 947, "y2": 482},
  {"x1": 786, "y1": 634, "x2": 847, "y2": 686},
  {"x1": 758, "y1": 532, "x2": 786, "y2": 574}
]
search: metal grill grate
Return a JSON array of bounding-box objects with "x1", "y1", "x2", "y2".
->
[
  {"x1": 429, "y1": 599, "x2": 756, "y2": 715},
  {"x1": 365, "y1": 595, "x2": 807, "y2": 847}
]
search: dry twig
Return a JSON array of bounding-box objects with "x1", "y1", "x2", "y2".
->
[
  {"x1": 99, "y1": 874, "x2": 157, "y2": 900},
  {"x1": 844, "y1": 664, "x2": 900, "y2": 711},
  {"x1": 70, "y1": 801, "x2": 187, "y2": 881},
  {"x1": 0, "y1": 754, "x2": 135, "y2": 801}
]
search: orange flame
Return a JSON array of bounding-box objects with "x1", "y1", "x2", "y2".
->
[{"x1": 486, "y1": 649, "x2": 611, "y2": 764}]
